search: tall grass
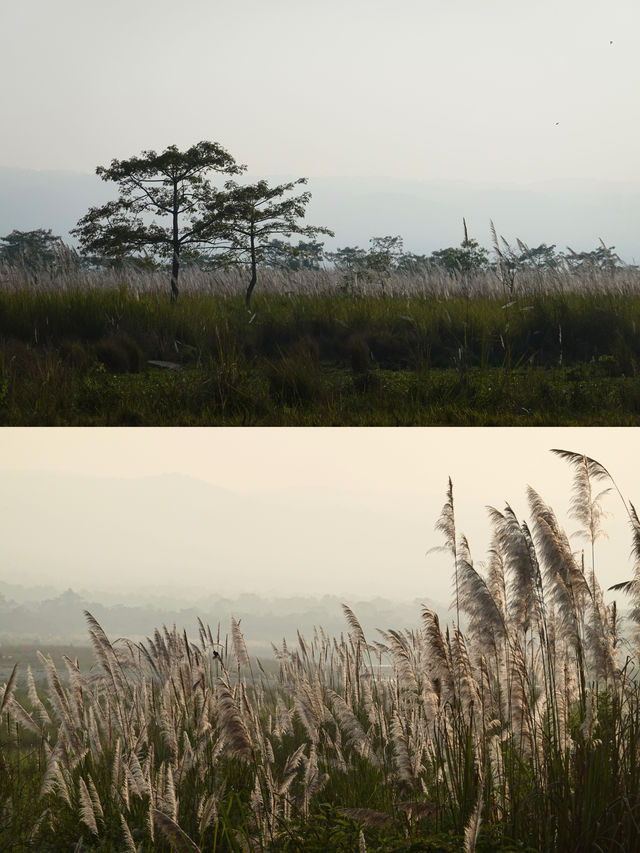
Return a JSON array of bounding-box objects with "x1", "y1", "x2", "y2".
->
[
  {"x1": 2, "y1": 451, "x2": 640, "y2": 850},
  {"x1": 3, "y1": 265, "x2": 640, "y2": 424}
]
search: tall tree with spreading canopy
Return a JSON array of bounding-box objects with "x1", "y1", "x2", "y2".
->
[
  {"x1": 72, "y1": 141, "x2": 245, "y2": 300},
  {"x1": 216, "y1": 178, "x2": 333, "y2": 307}
]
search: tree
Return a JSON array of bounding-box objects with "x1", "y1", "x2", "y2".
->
[
  {"x1": 261, "y1": 238, "x2": 326, "y2": 270},
  {"x1": 215, "y1": 178, "x2": 333, "y2": 306},
  {"x1": 430, "y1": 229, "x2": 489, "y2": 274},
  {"x1": 72, "y1": 141, "x2": 245, "y2": 300},
  {"x1": 563, "y1": 241, "x2": 624, "y2": 272},
  {"x1": 0, "y1": 228, "x2": 76, "y2": 272}
]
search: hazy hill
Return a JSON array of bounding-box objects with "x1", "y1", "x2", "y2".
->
[
  {"x1": 0, "y1": 468, "x2": 444, "y2": 602},
  {"x1": 0, "y1": 583, "x2": 446, "y2": 651}
]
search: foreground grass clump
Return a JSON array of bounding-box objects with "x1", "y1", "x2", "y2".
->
[
  {"x1": 2, "y1": 450, "x2": 640, "y2": 851},
  {"x1": 2, "y1": 266, "x2": 640, "y2": 423}
]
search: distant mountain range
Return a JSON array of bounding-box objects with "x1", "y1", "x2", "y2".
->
[
  {"x1": 0, "y1": 581, "x2": 446, "y2": 651},
  {"x1": 1, "y1": 166, "x2": 639, "y2": 262}
]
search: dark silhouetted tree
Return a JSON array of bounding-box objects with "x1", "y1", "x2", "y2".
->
[
  {"x1": 0, "y1": 228, "x2": 76, "y2": 272},
  {"x1": 216, "y1": 178, "x2": 333, "y2": 306},
  {"x1": 261, "y1": 238, "x2": 326, "y2": 270},
  {"x1": 72, "y1": 141, "x2": 245, "y2": 300}
]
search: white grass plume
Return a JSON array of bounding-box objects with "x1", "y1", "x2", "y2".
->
[
  {"x1": 463, "y1": 781, "x2": 483, "y2": 853},
  {"x1": 456, "y1": 535, "x2": 507, "y2": 646},
  {"x1": 488, "y1": 505, "x2": 539, "y2": 636},
  {"x1": 78, "y1": 777, "x2": 99, "y2": 836},
  {"x1": 0, "y1": 662, "x2": 18, "y2": 716},
  {"x1": 216, "y1": 677, "x2": 254, "y2": 761},
  {"x1": 230, "y1": 615, "x2": 251, "y2": 670}
]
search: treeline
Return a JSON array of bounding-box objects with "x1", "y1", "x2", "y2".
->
[
  {"x1": 0, "y1": 587, "x2": 437, "y2": 650},
  {"x1": 0, "y1": 139, "x2": 633, "y2": 304}
]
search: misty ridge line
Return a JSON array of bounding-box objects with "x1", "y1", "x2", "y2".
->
[{"x1": 0, "y1": 585, "x2": 447, "y2": 650}]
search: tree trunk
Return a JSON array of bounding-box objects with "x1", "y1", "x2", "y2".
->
[
  {"x1": 245, "y1": 229, "x2": 257, "y2": 308},
  {"x1": 170, "y1": 247, "x2": 180, "y2": 302},
  {"x1": 170, "y1": 178, "x2": 180, "y2": 302}
]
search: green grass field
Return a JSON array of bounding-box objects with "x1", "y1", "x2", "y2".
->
[{"x1": 1, "y1": 266, "x2": 640, "y2": 424}]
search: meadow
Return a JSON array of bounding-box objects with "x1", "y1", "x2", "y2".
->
[
  {"x1": 1, "y1": 264, "x2": 640, "y2": 424},
  {"x1": 1, "y1": 450, "x2": 639, "y2": 852}
]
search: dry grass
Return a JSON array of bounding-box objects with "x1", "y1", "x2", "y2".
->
[
  {"x1": 3, "y1": 260, "x2": 640, "y2": 300},
  {"x1": 2, "y1": 450, "x2": 640, "y2": 850}
]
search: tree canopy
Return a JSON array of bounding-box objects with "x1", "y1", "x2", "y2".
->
[
  {"x1": 214, "y1": 178, "x2": 334, "y2": 306},
  {"x1": 0, "y1": 228, "x2": 76, "y2": 272},
  {"x1": 72, "y1": 141, "x2": 245, "y2": 299}
]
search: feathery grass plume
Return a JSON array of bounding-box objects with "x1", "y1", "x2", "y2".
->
[
  {"x1": 86, "y1": 706, "x2": 102, "y2": 759},
  {"x1": 111, "y1": 738, "x2": 123, "y2": 794},
  {"x1": 342, "y1": 604, "x2": 367, "y2": 646},
  {"x1": 28, "y1": 809, "x2": 52, "y2": 846},
  {"x1": 507, "y1": 639, "x2": 536, "y2": 756},
  {"x1": 198, "y1": 793, "x2": 218, "y2": 836},
  {"x1": 527, "y1": 487, "x2": 589, "y2": 649},
  {"x1": 78, "y1": 777, "x2": 99, "y2": 836},
  {"x1": 421, "y1": 607, "x2": 455, "y2": 703},
  {"x1": 609, "y1": 504, "x2": 640, "y2": 645},
  {"x1": 487, "y1": 505, "x2": 539, "y2": 637},
  {"x1": 0, "y1": 663, "x2": 18, "y2": 716},
  {"x1": 6, "y1": 696, "x2": 41, "y2": 736},
  {"x1": 585, "y1": 573, "x2": 618, "y2": 684},
  {"x1": 302, "y1": 742, "x2": 328, "y2": 816},
  {"x1": 231, "y1": 615, "x2": 251, "y2": 670},
  {"x1": 552, "y1": 449, "x2": 611, "y2": 594},
  {"x1": 163, "y1": 764, "x2": 178, "y2": 822},
  {"x1": 159, "y1": 698, "x2": 179, "y2": 760},
  {"x1": 27, "y1": 664, "x2": 51, "y2": 727},
  {"x1": 86, "y1": 774, "x2": 104, "y2": 823},
  {"x1": 273, "y1": 696, "x2": 294, "y2": 739},
  {"x1": 485, "y1": 538, "x2": 507, "y2": 626},
  {"x1": 120, "y1": 814, "x2": 138, "y2": 853},
  {"x1": 84, "y1": 610, "x2": 128, "y2": 694},
  {"x1": 456, "y1": 535, "x2": 507, "y2": 646},
  {"x1": 38, "y1": 651, "x2": 82, "y2": 752},
  {"x1": 451, "y1": 625, "x2": 481, "y2": 712},
  {"x1": 390, "y1": 708, "x2": 416, "y2": 787},
  {"x1": 62, "y1": 654, "x2": 90, "y2": 725},
  {"x1": 463, "y1": 780, "x2": 483, "y2": 853},
  {"x1": 431, "y1": 477, "x2": 460, "y2": 626},
  {"x1": 278, "y1": 742, "x2": 306, "y2": 796},
  {"x1": 127, "y1": 748, "x2": 149, "y2": 797},
  {"x1": 216, "y1": 677, "x2": 254, "y2": 760},
  {"x1": 41, "y1": 754, "x2": 74, "y2": 808},
  {"x1": 328, "y1": 689, "x2": 377, "y2": 764},
  {"x1": 385, "y1": 629, "x2": 420, "y2": 695}
]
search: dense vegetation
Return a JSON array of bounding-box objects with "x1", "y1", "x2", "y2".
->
[
  {"x1": 1, "y1": 263, "x2": 640, "y2": 424},
  {"x1": 1, "y1": 450, "x2": 639, "y2": 851}
]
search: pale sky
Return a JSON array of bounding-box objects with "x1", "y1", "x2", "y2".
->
[
  {"x1": 1, "y1": 0, "x2": 638, "y2": 184},
  {"x1": 0, "y1": 428, "x2": 638, "y2": 605}
]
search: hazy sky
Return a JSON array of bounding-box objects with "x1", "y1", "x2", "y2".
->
[
  {"x1": 1, "y1": 0, "x2": 638, "y2": 185},
  {"x1": 0, "y1": 428, "x2": 638, "y2": 604}
]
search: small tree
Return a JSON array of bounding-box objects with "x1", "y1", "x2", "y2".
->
[
  {"x1": 430, "y1": 238, "x2": 489, "y2": 275},
  {"x1": 216, "y1": 178, "x2": 333, "y2": 306},
  {"x1": 72, "y1": 141, "x2": 245, "y2": 300},
  {"x1": 0, "y1": 228, "x2": 76, "y2": 272},
  {"x1": 261, "y1": 238, "x2": 326, "y2": 270},
  {"x1": 563, "y1": 241, "x2": 624, "y2": 273}
]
